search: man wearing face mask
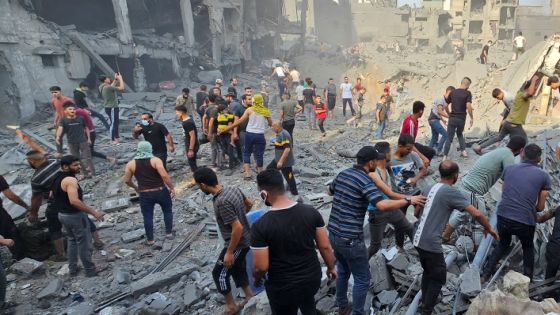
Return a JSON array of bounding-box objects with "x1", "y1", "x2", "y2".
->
[
  {"x1": 328, "y1": 146, "x2": 426, "y2": 315},
  {"x1": 133, "y1": 113, "x2": 174, "y2": 169},
  {"x1": 193, "y1": 167, "x2": 253, "y2": 315}
]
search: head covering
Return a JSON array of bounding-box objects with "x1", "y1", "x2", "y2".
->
[
  {"x1": 356, "y1": 146, "x2": 379, "y2": 164},
  {"x1": 135, "y1": 141, "x2": 154, "y2": 160},
  {"x1": 215, "y1": 79, "x2": 223, "y2": 85},
  {"x1": 252, "y1": 94, "x2": 271, "y2": 117}
]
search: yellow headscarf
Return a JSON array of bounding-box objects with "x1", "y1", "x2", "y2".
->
[{"x1": 252, "y1": 94, "x2": 271, "y2": 117}]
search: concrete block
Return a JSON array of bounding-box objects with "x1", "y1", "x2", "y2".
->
[
  {"x1": 377, "y1": 290, "x2": 398, "y2": 306},
  {"x1": 121, "y1": 228, "x2": 145, "y2": 243},
  {"x1": 380, "y1": 246, "x2": 398, "y2": 261},
  {"x1": 540, "y1": 298, "x2": 560, "y2": 313},
  {"x1": 183, "y1": 284, "x2": 201, "y2": 307},
  {"x1": 466, "y1": 288, "x2": 545, "y2": 315},
  {"x1": 101, "y1": 198, "x2": 132, "y2": 213},
  {"x1": 10, "y1": 258, "x2": 45, "y2": 276},
  {"x1": 115, "y1": 249, "x2": 135, "y2": 259},
  {"x1": 99, "y1": 306, "x2": 127, "y2": 315},
  {"x1": 460, "y1": 266, "x2": 481, "y2": 297},
  {"x1": 131, "y1": 264, "x2": 197, "y2": 297},
  {"x1": 114, "y1": 268, "x2": 131, "y2": 284},
  {"x1": 502, "y1": 270, "x2": 530, "y2": 299},
  {"x1": 369, "y1": 254, "x2": 392, "y2": 293},
  {"x1": 37, "y1": 278, "x2": 64, "y2": 299},
  {"x1": 387, "y1": 253, "x2": 408, "y2": 271},
  {"x1": 145, "y1": 292, "x2": 171, "y2": 311},
  {"x1": 66, "y1": 302, "x2": 95, "y2": 315}
]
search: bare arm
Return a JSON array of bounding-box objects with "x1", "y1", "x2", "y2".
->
[
  {"x1": 376, "y1": 109, "x2": 381, "y2": 121},
  {"x1": 15, "y1": 130, "x2": 47, "y2": 154},
  {"x1": 279, "y1": 109, "x2": 284, "y2": 122},
  {"x1": 252, "y1": 248, "x2": 269, "y2": 286},
  {"x1": 122, "y1": 162, "x2": 138, "y2": 191},
  {"x1": 277, "y1": 148, "x2": 291, "y2": 166},
  {"x1": 188, "y1": 130, "x2": 196, "y2": 152},
  {"x1": 467, "y1": 102, "x2": 473, "y2": 121},
  {"x1": 537, "y1": 207, "x2": 556, "y2": 223},
  {"x1": 295, "y1": 104, "x2": 303, "y2": 114},
  {"x1": 84, "y1": 126, "x2": 91, "y2": 143},
  {"x1": 437, "y1": 104, "x2": 449, "y2": 118},
  {"x1": 222, "y1": 110, "x2": 251, "y2": 133},
  {"x1": 116, "y1": 75, "x2": 125, "y2": 91},
  {"x1": 166, "y1": 133, "x2": 174, "y2": 151},
  {"x1": 63, "y1": 177, "x2": 103, "y2": 220},
  {"x1": 375, "y1": 198, "x2": 408, "y2": 212},
  {"x1": 525, "y1": 75, "x2": 540, "y2": 98},
  {"x1": 412, "y1": 146, "x2": 430, "y2": 167},
  {"x1": 369, "y1": 172, "x2": 405, "y2": 200},
  {"x1": 266, "y1": 116, "x2": 273, "y2": 127},
  {"x1": 2, "y1": 189, "x2": 29, "y2": 210},
  {"x1": 315, "y1": 228, "x2": 336, "y2": 272},
  {"x1": 464, "y1": 205, "x2": 498, "y2": 239},
  {"x1": 226, "y1": 219, "x2": 243, "y2": 254},
  {"x1": 29, "y1": 193, "x2": 43, "y2": 218},
  {"x1": 536, "y1": 190, "x2": 549, "y2": 212},
  {"x1": 208, "y1": 117, "x2": 215, "y2": 138},
  {"x1": 55, "y1": 126, "x2": 64, "y2": 148}
]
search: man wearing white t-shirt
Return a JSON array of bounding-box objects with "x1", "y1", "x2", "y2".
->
[
  {"x1": 271, "y1": 64, "x2": 286, "y2": 97},
  {"x1": 513, "y1": 32, "x2": 526, "y2": 60},
  {"x1": 339, "y1": 76, "x2": 355, "y2": 117}
]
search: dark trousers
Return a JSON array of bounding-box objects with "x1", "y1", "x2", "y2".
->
[
  {"x1": 368, "y1": 209, "x2": 413, "y2": 258},
  {"x1": 234, "y1": 131, "x2": 246, "y2": 162},
  {"x1": 327, "y1": 94, "x2": 336, "y2": 110},
  {"x1": 318, "y1": 118, "x2": 326, "y2": 133},
  {"x1": 417, "y1": 247, "x2": 447, "y2": 315},
  {"x1": 89, "y1": 131, "x2": 107, "y2": 160},
  {"x1": 0, "y1": 207, "x2": 25, "y2": 260},
  {"x1": 139, "y1": 187, "x2": 173, "y2": 241},
  {"x1": 219, "y1": 134, "x2": 238, "y2": 169},
  {"x1": 243, "y1": 132, "x2": 265, "y2": 167},
  {"x1": 212, "y1": 247, "x2": 250, "y2": 295},
  {"x1": 266, "y1": 278, "x2": 321, "y2": 315},
  {"x1": 267, "y1": 160, "x2": 298, "y2": 195},
  {"x1": 90, "y1": 109, "x2": 110, "y2": 131},
  {"x1": 0, "y1": 259, "x2": 5, "y2": 305},
  {"x1": 545, "y1": 243, "x2": 560, "y2": 279},
  {"x1": 443, "y1": 115, "x2": 466, "y2": 156},
  {"x1": 415, "y1": 142, "x2": 436, "y2": 161},
  {"x1": 483, "y1": 216, "x2": 535, "y2": 280},
  {"x1": 342, "y1": 98, "x2": 355, "y2": 117},
  {"x1": 105, "y1": 107, "x2": 120, "y2": 141},
  {"x1": 58, "y1": 212, "x2": 95, "y2": 273},
  {"x1": 282, "y1": 120, "x2": 295, "y2": 142},
  {"x1": 187, "y1": 150, "x2": 198, "y2": 173},
  {"x1": 478, "y1": 121, "x2": 528, "y2": 150}
]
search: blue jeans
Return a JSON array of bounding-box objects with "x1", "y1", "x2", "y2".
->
[
  {"x1": 139, "y1": 187, "x2": 173, "y2": 241},
  {"x1": 428, "y1": 119, "x2": 447, "y2": 153},
  {"x1": 243, "y1": 132, "x2": 266, "y2": 167},
  {"x1": 329, "y1": 233, "x2": 370, "y2": 315},
  {"x1": 376, "y1": 120, "x2": 387, "y2": 139}
]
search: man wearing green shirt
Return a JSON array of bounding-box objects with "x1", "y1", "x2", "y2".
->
[{"x1": 99, "y1": 73, "x2": 125, "y2": 144}]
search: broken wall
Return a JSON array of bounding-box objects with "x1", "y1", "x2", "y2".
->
[
  {"x1": 313, "y1": 0, "x2": 354, "y2": 46},
  {"x1": 516, "y1": 15, "x2": 560, "y2": 46}
]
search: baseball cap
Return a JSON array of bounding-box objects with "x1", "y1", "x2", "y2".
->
[{"x1": 356, "y1": 146, "x2": 380, "y2": 164}]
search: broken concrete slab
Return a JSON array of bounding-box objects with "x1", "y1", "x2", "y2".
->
[
  {"x1": 466, "y1": 288, "x2": 545, "y2": 315},
  {"x1": 37, "y1": 278, "x2": 64, "y2": 299},
  {"x1": 369, "y1": 254, "x2": 393, "y2": 293},
  {"x1": 66, "y1": 302, "x2": 95, "y2": 315},
  {"x1": 99, "y1": 306, "x2": 127, "y2": 315},
  {"x1": 130, "y1": 264, "x2": 197, "y2": 297},
  {"x1": 502, "y1": 270, "x2": 530, "y2": 299},
  {"x1": 540, "y1": 298, "x2": 560, "y2": 314},
  {"x1": 183, "y1": 284, "x2": 201, "y2": 307},
  {"x1": 121, "y1": 228, "x2": 145, "y2": 243},
  {"x1": 377, "y1": 289, "x2": 398, "y2": 306},
  {"x1": 387, "y1": 253, "x2": 408, "y2": 271},
  {"x1": 114, "y1": 268, "x2": 132, "y2": 284},
  {"x1": 380, "y1": 246, "x2": 398, "y2": 261},
  {"x1": 240, "y1": 292, "x2": 272, "y2": 315},
  {"x1": 10, "y1": 257, "x2": 45, "y2": 276},
  {"x1": 460, "y1": 266, "x2": 481, "y2": 297},
  {"x1": 101, "y1": 198, "x2": 132, "y2": 213}
]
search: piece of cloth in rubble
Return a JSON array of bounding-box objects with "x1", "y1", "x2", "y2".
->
[
  {"x1": 252, "y1": 94, "x2": 271, "y2": 118},
  {"x1": 135, "y1": 141, "x2": 154, "y2": 160}
]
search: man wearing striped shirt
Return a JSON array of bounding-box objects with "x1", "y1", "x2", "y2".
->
[{"x1": 327, "y1": 146, "x2": 425, "y2": 315}]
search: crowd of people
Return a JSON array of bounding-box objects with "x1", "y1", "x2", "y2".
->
[{"x1": 1, "y1": 63, "x2": 560, "y2": 315}]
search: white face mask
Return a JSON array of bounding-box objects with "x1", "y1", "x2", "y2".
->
[{"x1": 141, "y1": 120, "x2": 149, "y2": 126}]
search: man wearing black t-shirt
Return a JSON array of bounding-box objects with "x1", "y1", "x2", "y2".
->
[
  {"x1": 133, "y1": 113, "x2": 175, "y2": 169},
  {"x1": 175, "y1": 105, "x2": 199, "y2": 185},
  {"x1": 442, "y1": 77, "x2": 474, "y2": 160},
  {"x1": 0, "y1": 175, "x2": 29, "y2": 260},
  {"x1": 195, "y1": 85, "x2": 209, "y2": 119},
  {"x1": 193, "y1": 167, "x2": 253, "y2": 314},
  {"x1": 252, "y1": 169, "x2": 336, "y2": 315}
]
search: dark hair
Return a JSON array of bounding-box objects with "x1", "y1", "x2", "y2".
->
[
  {"x1": 492, "y1": 88, "x2": 502, "y2": 98},
  {"x1": 398, "y1": 134, "x2": 415, "y2": 146},
  {"x1": 523, "y1": 143, "x2": 542, "y2": 161},
  {"x1": 244, "y1": 86, "x2": 252, "y2": 91},
  {"x1": 462, "y1": 77, "x2": 472, "y2": 84},
  {"x1": 229, "y1": 78, "x2": 234, "y2": 83},
  {"x1": 62, "y1": 101, "x2": 75, "y2": 109},
  {"x1": 217, "y1": 104, "x2": 227, "y2": 112},
  {"x1": 242, "y1": 94, "x2": 250, "y2": 101},
  {"x1": 548, "y1": 76, "x2": 559, "y2": 86},
  {"x1": 439, "y1": 160, "x2": 459, "y2": 179},
  {"x1": 329, "y1": 78, "x2": 334, "y2": 81},
  {"x1": 208, "y1": 94, "x2": 217, "y2": 103},
  {"x1": 446, "y1": 86, "x2": 455, "y2": 93},
  {"x1": 519, "y1": 31, "x2": 523, "y2": 35},
  {"x1": 141, "y1": 113, "x2": 153, "y2": 119},
  {"x1": 98, "y1": 76, "x2": 107, "y2": 83},
  {"x1": 412, "y1": 101, "x2": 425, "y2": 114},
  {"x1": 193, "y1": 167, "x2": 218, "y2": 186},
  {"x1": 257, "y1": 169, "x2": 285, "y2": 194},
  {"x1": 175, "y1": 105, "x2": 188, "y2": 113},
  {"x1": 60, "y1": 155, "x2": 80, "y2": 168},
  {"x1": 79, "y1": 82, "x2": 88, "y2": 88},
  {"x1": 200, "y1": 85, "x2": 207, "y2": 91},
  {"x1": 49, "y1": 86, "x2": 61, "y2": 92},
  {"x1": 506, "y1": 135, "x2": 527, "y2": 151},
  {"x1": 182, "y1": 88, "x2": 190, "y2": 94},
  {"x1": 374, "y1": 142, "x2": 391, "y2": 156}
]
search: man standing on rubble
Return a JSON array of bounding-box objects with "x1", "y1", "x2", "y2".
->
[
  {"x1": 175, "y1": 88, "x2": 195, "y2": 116},
  {"x1": 339, "y1": 76, "x2": 355, "y2": 117},
  {"x1": 132, "y1": 113, "x2": 175, "y2": 170},
  {"x1": 230, "y1": 94, "x2": 251, "y2": 163},
  {"x1": 73, "y1": 104, "x2": 117, "y2": 168},
  {"x1": 54, "y1": 155, "x2": 105, "y2": 277},
  {"x1": 324, "y1": 78, "x2": 337, "y2": 119},
  {"x1": 203, "y1": 94, "x2": 221, "y2": 168},
  {"x1": 472, "y1": 87, "x2": 515, "y2": 154},
  {"x1": 328, "y1": 146, "x2": 425, "y2": 315},
  {"x1": 175, "y1": 104, "x2": 198, "y2": 186},
  {"x1": 513, "y1": 31, "x2": 526, "y2": 60},
  {"x1": 428, "y1": 87, "x2": 453, "y2": 156},
  {"x1": 442, "y1": 136, "x2": 526, "y2": 243},
  {"x1": 401, "y1": 101, "x2": 436, "y2": 164},
  {"x1": 193, "y1": 167, "x2": 253, "y2": 315},
  {"x1": 480, "y1": 40, "x2": 492, "y2": 64},
  {"x1": 414, "y1": 160, "x2": 497, "y2": 315},
  {"x1": 73, "y1": 82, "x2": 110, "y2": 131},
  {"x1": 271, "y1": 63, "x2": 286, "y2": 98},
  {"x1": 195, "y1": 85, "x2": 209, "y2": 120},
  {"x1": 267, "y1": 122, "x2": 299, "y2": 196},
  {"x1": 252, "y1": 169, "x2": 336, "y2": 314},
  {"x1": 99, "y1": 73, "x2": 125, "y2": 145},
  {"x1": 50, "y1": 86, "x2": 74, "y2": 128},
  {"x1": 442, "y1": 77, "x2": 474, "y2": 160},
  {"x1": 279, "y1": 91, "x2": 302, "y2": 141},
  {"x1": 482, "y1": 143, "x2": 551, "y2": 281},
  {"x1": 123, "y1": 141, "x2": 175, "y2": 245}
]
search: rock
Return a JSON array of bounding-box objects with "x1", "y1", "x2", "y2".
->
[
  {"x1": 377, "y1": 290, "x2": 398, "y2": 306},
  {"x1": 131, "y1": 264, "x2": 197, "y2": 297},
  {"x1": 502, "y1": 270, "x2": 530, "y2": 299},
  {"x1": 540, "y1": 298, "x2": 560, "y2": 314},
  {"x1": 184, "y1": 284, "x2": 201, "y2": 307},
  {"x1": 456, "y1": 235, "x2": 475, "y2": 255},
  {"x1": 66, "y1": 302, "x2": 95, "y2": 315},
  {"x1": 99, "y1": 306, "x2": 127, "y2": 315},
  {"x1": 297, "y1": 166, "x2": 323, "y2": 178},
  {"x1": 37, "y1": 299, "x2": 51, "y2": 309},
  {"x1": 57, "y1": 264, "x2": 70, "y2": 276},
  {"x1": 197, "y1": 70, "x2": 223, "y2": 84},
  {"x1": 387, "y1": 253, "x2": 408, "y2": 271},
  {"x1": 369, "y1": 254, "x2": 392, "y2": 293},
  {"x1": 380, "y1": 246, "x2": 398, "y2": 261},
  {"x1": 37, "y1": 278, "x2": 64, "y2": 299},
  {"x1": 241, "y1": 293, "x2": 272, "y2": 315},
  {"x1": 145, "y1": 292, "x2": 171, "y2": 311},
  {"x1": 460, "y1": 266, "x2": 481, "y2": 297},
  {"x1": 114, "y1": 268, "x2": 132, "y2": 284},
  {"x1": 315, "y1": 295, "x2": 335, "y2": 313},
  {"x1": 10, "y1": 257, "x2": 45, "y2": 276},
  {"x1": 101, "y1": 198, "x2": 132, "y2": 213},
  {"x1": 466, "y1": 288, "x2": 545, "y2": 315},
  {"x1": 115, "y1": 248, "x2": 135, "y2": 258},
  {"x1": 121, "y1": 229, "x2": 145, "y2": 243}
]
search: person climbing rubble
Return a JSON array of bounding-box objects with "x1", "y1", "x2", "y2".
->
[
  {"x1": 442, "y1": 77, "x2": 474, "y2": 160},
  {"x1": 400, "y1": 101, "x2": 436, "y2": 164},
  {"x1": 428, "y1": 87, "x2": 453, "y2": 156}
]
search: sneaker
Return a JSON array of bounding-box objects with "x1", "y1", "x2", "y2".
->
[{"x1": 461, "y1": 150, "x2": 468, "y2": 158}]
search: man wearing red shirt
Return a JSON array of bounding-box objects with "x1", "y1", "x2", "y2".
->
[
  {"x1": 401, "y1": 101, "x2": 436, "y2": 166},
  {"x1": 50, "y1": 86, "x2": 74, "y2": 127},
  {"x1": 313, "y1": 95, "x2": 328, "y2": 137},
  {"x1": 73, "y1": 103, "x2": 116, "y2": 167},
  {"x1": 353, "y1": 77, "x2": 364, "y2": 94}
]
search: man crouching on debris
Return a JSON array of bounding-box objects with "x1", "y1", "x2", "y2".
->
[
  {"x1": 193, "y1": 167, "x2": 253, "y2": 315},
  {"x1": 413, "y1": 160, "x2": 497, "y2": 315}
]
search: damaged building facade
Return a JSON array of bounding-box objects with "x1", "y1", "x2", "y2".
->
[{"x1": 0, "y1": 0, "x2": 306, "y2": 124}]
